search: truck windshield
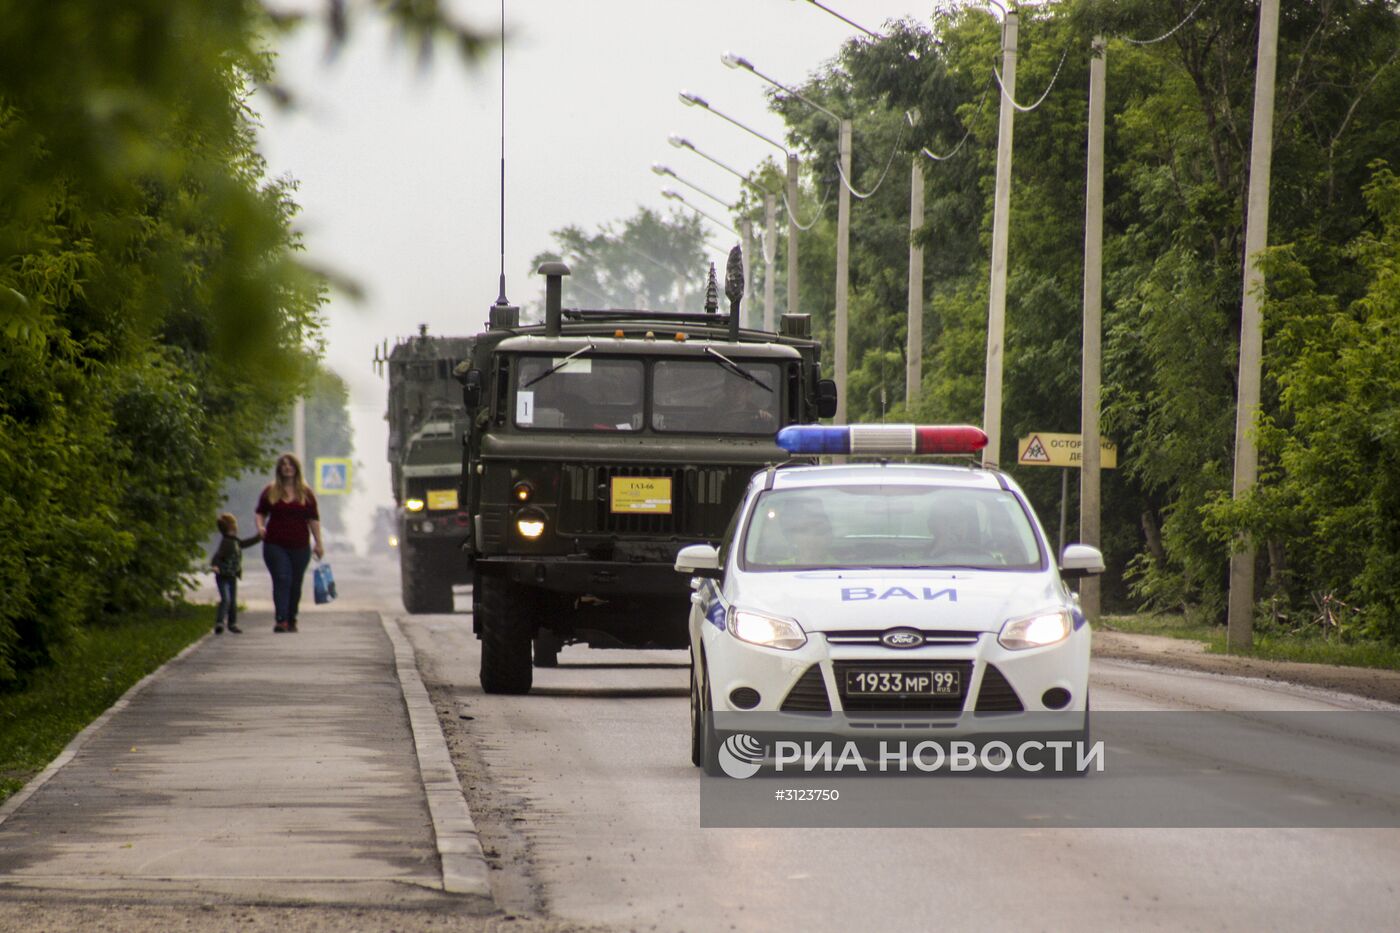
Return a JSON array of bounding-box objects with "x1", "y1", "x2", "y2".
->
[
  {"x1": 652, "y1": 360, "x2": 782, "y2": 435},
  {"x1": 514, "y1": 356, "x2": 644, "y2": 431}
]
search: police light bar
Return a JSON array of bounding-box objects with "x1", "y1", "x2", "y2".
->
[{"x1": 776, "y1": 424, "x2": 989, "y2": 456}]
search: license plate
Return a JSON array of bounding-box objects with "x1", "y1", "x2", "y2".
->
[
  {"x1": 845, "y1": 669, "x2": 961, "y2": 696},
  {"x1": 427, "y1": 489, "x2": 458, "y2": 510}
]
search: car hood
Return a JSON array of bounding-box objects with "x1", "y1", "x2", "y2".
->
[{"x1": 729, "y1": 568, "x2": 1066, "y2": 634}]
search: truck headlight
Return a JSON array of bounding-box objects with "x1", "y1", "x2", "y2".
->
[
  {"x1": 405, "y1": 498, "x2": 425, "y2": 512},
  {"x1": 998, "y1": 609, "x2": 1073, "y2": 650},
  {"x1": 515, "y1": 510, "x2": 546, "y2": 539},
  {"x1": 728, "y1": 608, "x2": 806, "y2": 651}
]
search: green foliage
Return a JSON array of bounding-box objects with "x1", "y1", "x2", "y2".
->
[
  {"x1": 757, "y1": 1, "x2": 1400, "y2": 634},
  {"x1": 531, "y1": 207, "x2": 711, "y2": 313}
]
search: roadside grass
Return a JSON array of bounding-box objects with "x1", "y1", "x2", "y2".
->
[
  {"x1": 0, "y1": 604, "x2": 214, "y2": 805},
  {"x1": 1101, "y1": 612, "x2": 1400, "y2": 671}
]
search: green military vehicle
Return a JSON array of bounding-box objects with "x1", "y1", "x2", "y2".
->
[
  {"x1": 454, "y1": 258, "x2": 836, "y2": 694},
  {"x1": 384, "y1": 326, "x2": 478, "y2": 613}
]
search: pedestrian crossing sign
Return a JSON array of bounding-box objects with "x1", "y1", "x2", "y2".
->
[{"x1": 314, "y1": 457, "x2": 353, "y2": 495}]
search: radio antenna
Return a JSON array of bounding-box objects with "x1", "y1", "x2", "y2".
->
[{"x1": 494, "y1": 0, "x2": 509, "y2": 307}]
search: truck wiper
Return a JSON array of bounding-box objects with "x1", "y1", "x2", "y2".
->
[
  {"x1": 524, "y1": 341, "x2": 595, "y2": 388},
  {"x1": 704, "y1": 347, "x2": 772, "y2": 393}
]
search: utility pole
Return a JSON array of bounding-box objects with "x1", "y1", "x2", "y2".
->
[
  {"x1": 907, "y1": 158, "x2": 925, "y2": 407},
  {"x1": 1079, "y1": 36, "x2": 1106, "y2": 622},
  {"x1": 982, "y1": 8, "x2": 1017, "y2": 468},
  {"x1": 834, "y1": 118, "x2": 852, "y2": 425},
  {"x1": 1227, "y1": 0, "x2": 1281, "y2": 652},
  {"x1": 764, "y1": 193, "x2": 778, "y2": 332},
  {"x1": 293, "y1": 397, "x2": 306, "y2": 466},
  {"x1": 786, "y1": 153, "x2": 801, "y2": 321}
]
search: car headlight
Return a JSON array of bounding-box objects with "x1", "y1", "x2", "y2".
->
[
  {"x1": 405, "y1": 498, "x2": 425, "y2": 512},
  {"x1": 516, "y1": 516, "x2": 545, "y2": 539},
  {"x1": 728, "y1": 608, "x2": 807, "y2": 651},
  {"x1": 998, "y1": 609, "x2": 1073, "y2": 650}
]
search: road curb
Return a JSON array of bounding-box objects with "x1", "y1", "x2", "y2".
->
[
  {"x1": 0, "y1": 635, "x2": 208, "y2": 828},
  {"x1": 380, "y1": 614, "x2": 494, "y2": 899}
]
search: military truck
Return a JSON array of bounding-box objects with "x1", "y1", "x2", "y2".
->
[
  {"x1": 454, "y1": 259, "x2": 836, "y2": 694},
  {"x1": 384, "y1": 326, "x2": 478, "y2": 613}
]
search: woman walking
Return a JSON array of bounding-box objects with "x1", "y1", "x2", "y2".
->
[{"x1": 255, "y1": 453, "x2": 324, "y2": 633}]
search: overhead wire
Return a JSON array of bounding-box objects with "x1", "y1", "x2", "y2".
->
[
  {"x1": 920, "y1": 80, "x2": 992, "y2": 162},
  {"x1": 992, "y1": 44, "x2": 1070, "y2": 113},
  {"x1": 833, "y1": 120, "x2": 907, "y2": 199},
  {"x1": 1121, "y1": 0, "x2": 1208, "y2": 46}
]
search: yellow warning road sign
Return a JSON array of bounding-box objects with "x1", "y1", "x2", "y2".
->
[{"x1": 1017, "y1": 434, "x2": 1117, "y2": 469}]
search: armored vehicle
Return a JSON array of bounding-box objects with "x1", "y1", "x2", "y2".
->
[
  {"x1": 384, "y1": 326, "x2": 477, "y2": 613},
  {"x1": 455, "y1": 258, "x2": 837, "y2": 694}
]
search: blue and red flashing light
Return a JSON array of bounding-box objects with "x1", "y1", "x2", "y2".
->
[{"x1": 776, "y1": 424, "x2": 988, "y2": 456}]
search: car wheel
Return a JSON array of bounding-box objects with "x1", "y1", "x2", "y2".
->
[
  {"x1": 477, "y1": 573, "x2": 533, "y2": 694},
  {"x1": 695, "y1": 648, "x2": 726, "y2": 776}
]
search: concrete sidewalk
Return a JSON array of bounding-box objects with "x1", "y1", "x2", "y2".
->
[{"x1": 0, "y1": 610, "x2": 492, "y2": 909}]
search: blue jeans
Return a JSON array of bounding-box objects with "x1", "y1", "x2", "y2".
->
[
  {"x1": 263, "y1": 543, "x2": 311, "y2": 623},
  {"x1": 215, "y1": 575, "x2": 238, "y2": 627}
]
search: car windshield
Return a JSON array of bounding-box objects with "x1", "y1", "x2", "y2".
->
[
  {"x1": 741, "y1": 485, "x2": 1044, "y2": 571},
  {"x1": 514, "y1": 356, "x2": 644, "y2": 431},
  {"x1": 652, "y1": 359, "x2": 782, "y2": 435}
]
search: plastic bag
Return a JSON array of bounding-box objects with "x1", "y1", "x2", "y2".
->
[{"x1": 313, "y1": 562, "x2": 337, "y2": 604}]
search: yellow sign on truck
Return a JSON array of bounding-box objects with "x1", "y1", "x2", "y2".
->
[{"x1": 1017, "y1": 433, "x2": 1117, "y2": 469}]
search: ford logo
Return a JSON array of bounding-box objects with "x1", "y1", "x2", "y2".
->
[{"x1": 881, "y1": 629, "x2": 924, "y2": 649}]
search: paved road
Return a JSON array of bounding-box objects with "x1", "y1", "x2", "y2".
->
[{"x1": 383, "y1": 555, "x2": 1400, "y2": 932}]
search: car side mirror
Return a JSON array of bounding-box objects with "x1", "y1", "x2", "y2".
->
[
  {"x1": 1059, "y1": 544, "x2": 1105, "y2": 579},
  {"x1": 816, "y1": 379, "x2": 838, "y2": 419},
  {"x1": 460, "y1": 369, "x2": 483, "y2": 409},
  {"x1": 675, "y1": 543, "x2": 722, "y2": 579}
]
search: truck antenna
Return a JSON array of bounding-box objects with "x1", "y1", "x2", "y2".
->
[{"x1": 494, "y1": 0, "x2": 509, "y2": 308}]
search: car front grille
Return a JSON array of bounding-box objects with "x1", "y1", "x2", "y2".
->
[
  {"x1": 974, "y1": 664, "x2": 1024, "y2": 712},
  {"x1": 780, "y1": 665, "x2": 831, "y2": 712},
  {"x1": 557, "y1": 464, "x2": 742, "y2": 537},
  {"x1": 823, "y1": 630, "x2": 981, "y2": 647},
  {"x1": 832, "y1": 660, "x2": 974, "y2": 712}
]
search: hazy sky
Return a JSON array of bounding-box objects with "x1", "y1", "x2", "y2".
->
[{"x1": 256, "y1": 0, "x2": 941, "y2": 551}]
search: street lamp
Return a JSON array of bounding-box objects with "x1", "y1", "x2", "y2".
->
[
  {"x1": 653, "y1": 164, "x2": 758, "y2": 328},
  {"x1": 723, "y1": 52, "x2": 851, "y2": 425},
  {"x1": 789, "y1": 0, "x2": 926, "y2": 409},
  {"x1": 668, "y1": 136, "x2": 780, "y2": 332},
  {"x1": 679, "y1": 90, "x2": 801, "y2": 336},
  {"x1": 661, "y1": 188, "x2": 738, "y2": 236}
]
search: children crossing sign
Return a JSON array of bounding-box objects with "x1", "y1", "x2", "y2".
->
[
  {"x1": 314, "y1": 457, "x2": 353, "y2": 495},
  {"x1": 1017, "y1": 433, "x2": 1117, "y2": 469}
]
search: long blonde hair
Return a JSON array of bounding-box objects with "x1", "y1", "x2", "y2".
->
[{"x1": 266, "y1": 452, "x2": 312, "y2": 505}]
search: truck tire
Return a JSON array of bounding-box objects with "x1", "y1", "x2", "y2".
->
[
  {"x1": 477, "y1": 573, "x2": 534, "y2": 694},
  {"x1": 400, "y1": 544, "x2": 454, "y2": 614}
]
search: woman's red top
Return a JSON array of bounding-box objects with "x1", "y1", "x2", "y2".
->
[{"x1": 256, "y1": 487, "x2": 320, "y2": 549}]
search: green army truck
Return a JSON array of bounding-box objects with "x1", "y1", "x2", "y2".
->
[
  {"x1": 384, "y1": 326, "x2": 477, "y2": 613},
  {"x1": 454, "y1": 259, "x2": 836, "y2": 694}
]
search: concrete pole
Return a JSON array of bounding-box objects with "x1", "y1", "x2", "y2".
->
[
  {"x1": 293, "y1": 396, "x2": 306, "y2": 466},
  {"x1": 1227, "y1": 0, "x2": 1281, "y2": 652},
  {"x1": 785, "y1": 153, "x2": 801, "y2": 319},
  {"x1": 764, "y1": 193, "x2": 778, "y2": 332},
  {"x1": 981, "y1": 9, "x2": 1017, "y2": 468},
  {"x1": 834, "y1": 118, "x2": 852, "y2": 426},
  {"x1": 740, "y1": 218, "x2": 755, "y2": 328},
  {"x1": 906, "y1": 158, "x2": 925, "y2": 408},
  {"x1": 1079, "y1": 36, "x2": 1106, "y2": 623}
]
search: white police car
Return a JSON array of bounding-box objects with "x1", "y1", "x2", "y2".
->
[{"x1": 674, "y1": 424, "x2": 1104, "y2": 773}]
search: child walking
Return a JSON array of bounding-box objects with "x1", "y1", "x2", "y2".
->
[{"x1": 211, "y1": 513, "x2": 262, "y2": 635}]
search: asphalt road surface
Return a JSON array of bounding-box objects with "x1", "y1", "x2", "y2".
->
[{"x1": 349, "y1": 552, "x2": 1400, "y2": 933}]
